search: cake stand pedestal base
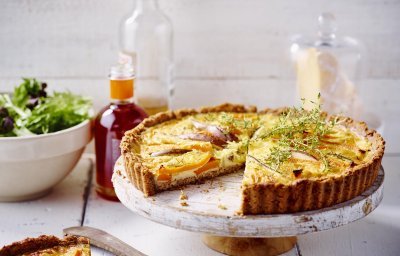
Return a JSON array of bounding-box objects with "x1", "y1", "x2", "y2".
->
[{"x1": 203, "y1": 235, "x2": 297, "y2": 256}]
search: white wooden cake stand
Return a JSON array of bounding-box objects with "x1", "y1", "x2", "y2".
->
[{"x1": 112, "y1": 157, "x2": 384, "y2": 256}]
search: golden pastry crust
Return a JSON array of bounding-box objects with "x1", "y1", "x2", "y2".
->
[
  {"x1": 120, "y1": 103, "x2": 257, "y2": 196},
  {"x1": 240, "y1": 115, "x2": 385, "y2": 214},
  {"x1": 0, "y1": 235, "x2": 90, "y2": 256},
  {"x1": 120, "y1": 103, "x2": 385, "y2": 215}
]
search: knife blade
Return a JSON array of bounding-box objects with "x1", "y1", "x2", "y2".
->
[{"x1": 63, "y1": 226, "x2": 146, "y2": 256}]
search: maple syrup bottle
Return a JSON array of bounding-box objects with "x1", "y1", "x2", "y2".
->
[{"x1": 95, "y1": 62, "x2": 148, "y2": 201}]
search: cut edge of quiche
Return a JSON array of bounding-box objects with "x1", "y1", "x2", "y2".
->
[
  {"x1": 120, "y1": 103, "x2": 385, "y2": 215},
  {"x1": 0, "y1": 235, "x2": 90, "y2": 256},
  {"x1": 120, "y1": 103, "x2": 257, "y2": 196}
]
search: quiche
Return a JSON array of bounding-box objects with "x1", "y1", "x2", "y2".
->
[
  {"x1": 120, "y1": 103, "x2": 385, "y2": 214},
  {"x1": 0, "y1": 235, "x2": 90, "y2": 256}
]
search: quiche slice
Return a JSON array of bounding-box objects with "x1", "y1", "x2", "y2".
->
[
  {"x1": 120, "y1": 103, "x2": 385, "y2": 214},
  {"x1": 121, "y1": 104, "x2": 258, "y2": 195},
  {"x1": 0, "y1": 235, "x2": 90, "y2": 256}
]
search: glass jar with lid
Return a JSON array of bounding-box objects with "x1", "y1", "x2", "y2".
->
[{"x1": 290, "y1": 13, "x2": 364, "y2": 118}]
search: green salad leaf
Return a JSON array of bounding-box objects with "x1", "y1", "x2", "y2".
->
[
  {"x1": 26, "y1": 92, "x2": 92, "y2": 134},
  {"x1": 0, "y1": 94, "x2": 34, "y2": 137},
  {"x1": 0, "y1": 78, "x2": 92, "y2": 137},
  {"x1": 12, "y1": 78, "x2": 43, "y2": 109}
]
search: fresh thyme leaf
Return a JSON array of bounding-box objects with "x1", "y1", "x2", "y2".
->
[
  {"x1": 258, "y1": 101, "x2": 336, "y2": 173},
  {"x1": 218, "y1": 112, "x2": 257, "y2": 131},
  {"x1": 327, "y1": 153, "x2": 353, "y2": 163},
  {"x1": 247, "y1": 154, "x2": 282, "y2": 175}
]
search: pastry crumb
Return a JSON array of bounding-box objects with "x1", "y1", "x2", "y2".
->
[
  {"x1": 180, "y1": 201, "x2": 189, "y2": 207},
  {"x1": 218, "y1": 204, "x2": 227, "y2": 210},
  {"x1": 179, "y1": 190, "x2": 188, "y2": 206},
  {"x1": 180, "y1": 190, "x2": 188, "y2": 200},
  {"x1": 201, "y1": 189, "x2": 209, "y2": 193},
  {"x1": 218, "y1": 181, "x2": 225, "y2": 191}
]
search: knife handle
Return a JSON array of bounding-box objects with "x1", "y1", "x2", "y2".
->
[{"x1": 63, "y1": 226, "x2": 146, "y2": 256}]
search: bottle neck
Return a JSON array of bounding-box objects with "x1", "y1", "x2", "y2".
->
[
  {"x1": 110, "y1": 98, "x2": 135, "y2": 106},
  {"x1": 109, "y1": 78, "x2": 134, "y2": 103},
  {"x1": 135, "y1": 0, "x2": 158, "y2": 11}
]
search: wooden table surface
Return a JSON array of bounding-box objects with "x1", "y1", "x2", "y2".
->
[{"x1": 1, "y1": 154, "x2": 399, "y2": 256}]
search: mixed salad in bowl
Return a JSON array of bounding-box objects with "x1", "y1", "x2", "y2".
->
[
  {"x1": 0, "y1": 78, "x2": 92, "y2": 137},
  {"x1": 0, "y1": 78, "x2": 93, "y2": 201}
]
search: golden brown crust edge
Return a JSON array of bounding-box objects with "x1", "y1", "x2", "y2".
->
[
  {"x1": 120, "y1": 103, "x2": 257, "y2": 196},
  {"x1": 0, "y1": 235, "x2": 89, "y2": 256},
  {"x1": 240, "y1": 116, "x2": 385, "y2": 214}
]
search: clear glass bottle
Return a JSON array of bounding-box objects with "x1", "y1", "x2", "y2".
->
[
  {"x1": 290, "y1": 13, "x2": 364, "y2": 118},
  {"x1": 120, "y1": 0, "x2": 173, "y2": 115},
  {"x1": 94, "y1": 62, "x2": 148, "y2": 201}
]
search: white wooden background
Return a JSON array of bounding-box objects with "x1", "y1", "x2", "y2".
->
[{"x1": 0, "y1": 0, "x2": 399, "y2": 153}]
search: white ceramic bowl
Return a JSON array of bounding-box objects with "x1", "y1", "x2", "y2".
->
[{"x1": 0, "y1": 120, "x2": 93, "y2": 201}]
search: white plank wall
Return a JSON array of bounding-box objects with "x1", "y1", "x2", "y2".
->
[
  {"x1": 0, "y1": 1, "x2": 399, "y2": 154},
  {"x1": 0, "y1": 0, "x2": 399, "y2": 79}
]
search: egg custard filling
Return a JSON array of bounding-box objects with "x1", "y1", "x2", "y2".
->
[
  {"x1": 121, "y1": 103, "x2": 384, "y2": 214},
  {"x1": 137, "y1": 111, "x2": 259, "y2": 187},
  {"x1": 244, "y1": 109, "x2": 373, "y2": 185}
]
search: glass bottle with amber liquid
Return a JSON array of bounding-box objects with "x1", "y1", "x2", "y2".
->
[{"x1": 94, "y1": 62, "x2": 148, "y2": 201}]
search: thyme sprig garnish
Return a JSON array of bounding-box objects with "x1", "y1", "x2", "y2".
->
[
  {"x1": 258, "y1": 97, "x2": 339, "y2": 172},
  {"x1": 327, "y1": 152, "x2": 353, "y2": 163},
  {"x1": 218, "y1": 112, "x2": 256, "y2": 130},
  {"x1": 247, "y1": 154, "x2": 282, "y2": 175}
]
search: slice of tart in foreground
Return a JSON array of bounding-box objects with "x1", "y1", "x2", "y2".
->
[
  {"x1": 0, "y1": 235, "x2": 90, "y2": 256},
  {"x1": 240, "y1": 107, "x2": 385, "y2": 214},
  {"x1": 121, "y1": 103, "x2": 258, "y2": 196}
]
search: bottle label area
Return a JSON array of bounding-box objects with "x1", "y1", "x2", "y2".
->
[{"x1": 111, "y1": 138, "x2": 122, "y2": 169}]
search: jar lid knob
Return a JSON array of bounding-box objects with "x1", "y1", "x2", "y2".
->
[{"x1": 317, "y1": 13, "x2": 337, "y2": 45}]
